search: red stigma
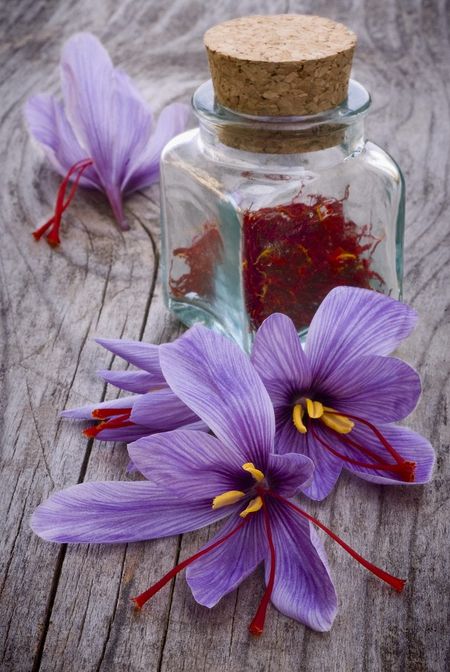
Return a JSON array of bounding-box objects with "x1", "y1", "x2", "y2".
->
[
  {"x1": 33, "y1": 159, "x2": 94, "y2": 246},
  {"x1": 84, "y1": 408, "x2": 133, "y2": 438},
  {"x1": 312, "y1": 412, "x2": 417, "y2": 483},
  {"x1": 398, "y1": 461, "x2": 416, "y2": 483},
  {"x1": 248, "y1": 499, "x2": 276, "y2": 636},
  {"x1": 132, "y1": 519, "x2": 248, "y2": 610},
  {"x1": 91, "y1": 407, "x2": 132, "y2": 420},
  {"x1": 266, "y1": 490, "x2": 406, "y2": 593}
]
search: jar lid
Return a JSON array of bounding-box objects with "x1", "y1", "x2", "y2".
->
[{"x1": 204, "y1": 14, "x2": 357, "y2": 116}]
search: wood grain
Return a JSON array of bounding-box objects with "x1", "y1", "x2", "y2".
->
[{"x1": 0, "y1": 1, "x2": 448, "y2": 671}]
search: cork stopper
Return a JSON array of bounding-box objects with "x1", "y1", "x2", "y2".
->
[{"x1": 204, "y1": 14, "x2": 357, "y2": 117}]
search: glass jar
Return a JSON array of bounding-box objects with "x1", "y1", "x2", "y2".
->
[{"x1": 160, "y1": 78, "x2": 404, "y2": 352}]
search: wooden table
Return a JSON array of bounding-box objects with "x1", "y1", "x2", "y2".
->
[{"x1": 1, "y1": 1, "x2": 448, "y2": 670}]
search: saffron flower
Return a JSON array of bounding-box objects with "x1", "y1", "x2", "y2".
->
[
  {"x1": 61, "y1": 337, "x2": 206, "y2": 443},
  {"x1": 251, "y1": 286, "x2": 435, "y2": 500},
  {"x1": 33, "y1": 326, "x2": 405, "y2": 634},
  {"x1": 25, "y1": 32, "x2": 189, "y2": 246}
]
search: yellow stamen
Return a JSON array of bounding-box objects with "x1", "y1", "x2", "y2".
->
[
  {"x1": 240, "y1": 496, "x2": 263, "y2": 518},
  {"x1": 292, "y1": 404, "x2": 307, "y2": 433},
  {"x1": 306, "y1": 398, "x2": 324, "y2": 419},
  {"x1": 212, "y1": 490, "x2": 245, "y2": 510},
  {"x1": 321, "y1": 409, "x2": 354, "y2": 434},
  {"x1": 242, "y1": 462, "x2": 265, "y2": 482}
]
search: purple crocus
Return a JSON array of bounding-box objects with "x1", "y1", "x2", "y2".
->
[
  {"x1": 25, "y1": 32, "x2": 189, "y2": 246},
  {"x1": 62, "y1": 337, "x2": 205, "y2": 443},
  {"x1": 32, "y1": 325, "x2": 404, "y2": 634},
  {"x1": 251, "y1": 286, "x2": 435, "y2": 500}
]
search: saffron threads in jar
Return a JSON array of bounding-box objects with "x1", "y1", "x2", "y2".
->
[
  {"x1": 169, "y1": 222, "x2": 223, "y2": 300},
  {"x1": 243, "y1": 192, "x2": 385, "y2": 330}
]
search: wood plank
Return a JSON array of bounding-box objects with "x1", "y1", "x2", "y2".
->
[{"x1": 1, "y1": 1, "x2": 448, "y2": 671}]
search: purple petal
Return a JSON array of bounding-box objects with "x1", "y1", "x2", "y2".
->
[
  {"x1": 267, "y1": 452, "x2": 314, "y2": 497},
  {"x1": 97, "y1": 369, "x2": 163, "y2": 394},
  {"x1": 275, "y1": 419, "x2": 342, "y2": 501},
  {"x1": 108, "y1": 419, "x2": 206, "y2": 445},
  {"x1": 130, "y1": 389, "x2": 203, "y2": 431},
  {"x1": 266, "y1": 498, "x2": 337, "y2": 631},
  {"x1": 323, "y1": 355, "x2": 421, "y2": 423},
  {"x1": 24, "y1": 94, "x2": 100, "y2": 188},
  {"x1": 31, "y1": 480, "x2": 229, "y2": 544},
  {"x1": 93, "y1": 425, "x2": 154, "y2": 443},
  {"x1": 96, "y1": 338, "x2": 165, "y2": 381},
  {"x1": 251, "y1": 313, "x2": 312, "y2": 409},
  {"x1": 186, "y1": 512, "x2": 265, "y2": 607},
  {"x1": 61, "y1": 394, "x2": 137, "y2": 419},
  {"x1": 126, "y1": 460, "x2": 138, "y2": 473},
  {"x1": 123, "y1": 102, "x2": 190, "y2": 193},
  {"x1": 114, "y1": 68, "x2": 152, "y2": 122},
  {"x1": 60, "y1": 33, "x2": 153, "y2": 227},
  {"x1": 305, "y1": 287, "x2": 418, "y2": 385},
  {"x1": 128, "y1": 429, "x2": 245, "y2": 500},
  {"x1": 338, "y1": 422, "x2": 435, "y2": 485},
  {"x1": 160, "y1": 325, "x2": 275, "y2": 468}
]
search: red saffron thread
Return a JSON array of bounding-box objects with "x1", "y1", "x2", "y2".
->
[
  {"x1": 310, "y1": 425, "x2": 415, "y2": 481},
  {"x1": 132, "y1": 519, "x2": 248, "y2": 609},
  {"x1": 83, "y1": 408, "x2": 133, "y2": 438},
  {"x1": 91, "y1": 407, "x2": 132, "y2": 419},
  {"x1": 335, "y1": 412, "x2": 410, "y2": 466},
  {"x1": 249, "y1": 500, "x2": 276, "y2": 636},
  {"x1": 33, "y1": 159, "x2": 94, "y2": 246},
  {"x1": 319, "y1": 411, "x2": 416, "y2": 482},
  {"x1": 267, "y1": 490, "x2": 405, "y2": 592},
  {"x1": 242, "y1": 192, "x2": 384, "y2": 330},
  {"x1": 169, "y1": 222, "x2": 223, "y2": 299}
]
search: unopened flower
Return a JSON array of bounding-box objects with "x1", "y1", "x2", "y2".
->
[
  {"x1": 62, "y1": 337, "x2": 206, "y2": 444},
  {"x1": 33, "y1": 325, "x2": 405, "y2": 633},
  {"x1": 25, "y1": 32, "x2": 189, "y2": 246},
  {"x1": 251, "y1": 286, "x2": 435, "y2": 500}
]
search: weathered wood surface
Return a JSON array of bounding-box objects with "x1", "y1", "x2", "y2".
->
[{"x1": 0, "y1": 0, "x2": 449, "y2": 670}]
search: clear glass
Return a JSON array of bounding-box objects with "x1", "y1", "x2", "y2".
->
[{"x1": 160, "y1": 79, "x2": 405, "y2": 352}]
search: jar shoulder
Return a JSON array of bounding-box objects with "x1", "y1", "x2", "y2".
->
[
  {"x1": 161, "y1": 130, "x2": 404, "y2": 193},
  {"x1": 359, "y1": 140, "x2": 404, "y2": 185}
]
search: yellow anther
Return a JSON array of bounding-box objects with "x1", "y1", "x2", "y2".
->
[
  {"x1": 306, "y1": 398, "x2": 324, "y2": 419},
  {"x1": 242, "y1": 462, "x2": 265, "y2": 482},
  {"x1": 292, "y1": 404, "x2": 307, "y2": 433},
  {"x1": 240, "y1": 496, "x2": 263, "y2": 518},
  {"x1": 212, "y1": 490, "x2": 245, "y2": 510},
  {"x1": 321, "y1": 408, "x2": 354, "y2": 434}
]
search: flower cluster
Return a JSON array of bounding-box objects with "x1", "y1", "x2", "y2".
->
[{"x1": 31, "y1": 287, "x2": 435, "y2": 634}]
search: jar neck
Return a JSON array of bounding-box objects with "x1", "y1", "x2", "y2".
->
[
  {"x1": 193, "y1": 79, "x2": 370, "y2": 169},
  {"x1": 198, "y1": 117, "x2": 366, "y2": 169}
]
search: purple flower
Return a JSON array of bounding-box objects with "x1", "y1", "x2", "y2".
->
[
  {"x1": 25, "y1": 32, "x2": 189, "y2": 246},
  {"x1": 251, "y1": 286, "x2": 435, "y2": 500},
  {"x1": 33, "y1": 325, "x2": 404, "y2": 634},
  {"x1": 62, "y1": 337, "x2": 206, "y2": 444}
]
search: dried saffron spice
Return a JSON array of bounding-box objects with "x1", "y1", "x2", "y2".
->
[
  {"x1": 243, "y1": 192, "x2": 384, "y2": 330},
  {"x1": 169, "y1": 222, "x2": 223, "y2": 300}
]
